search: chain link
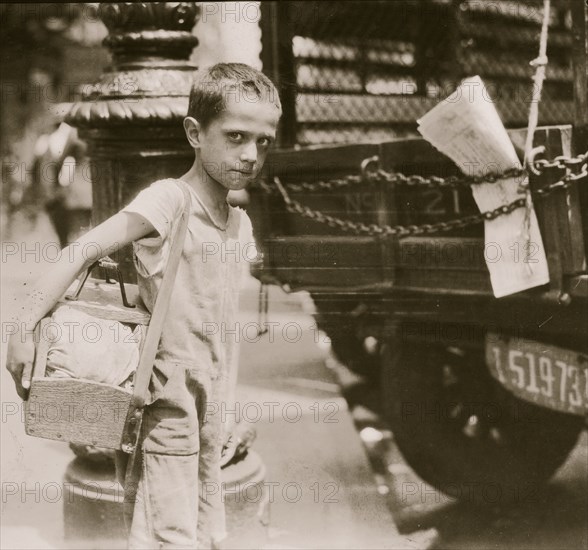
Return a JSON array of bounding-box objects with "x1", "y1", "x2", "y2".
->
[
  {"x1": 261, "y1": 151, "x2": 587, "y2": 194},
  {"x1": 261, "y1": 151, "x2": 587, "y2": 238},
  {"x1": 370, "y1": 166, "x2": 527, "y2": 189},
  {"x1": 262, "y1": 168, "x2": 527, "y2": 194},
  {"x1": 533, "y1": 150, "x2": 588, "y2": 173},
  {"x1": 532, "y1": 151, "x2": 588, "y2": 196},
  {"x1": 281, "y1": 189, "x2": 526, "y2": 238}
]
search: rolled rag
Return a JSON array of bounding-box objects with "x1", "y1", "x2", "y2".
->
[{"x1": 45, "y1": 305, "x2": 141, "y2": 388}]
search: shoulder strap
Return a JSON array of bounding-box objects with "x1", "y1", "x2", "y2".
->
[{"x1": 130, "y1": 181, "x2": 191, "y2": 410}]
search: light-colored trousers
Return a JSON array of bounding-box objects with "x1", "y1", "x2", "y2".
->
[{"x1": 115, "y1": 362, "x2": 226, "y2": 549}]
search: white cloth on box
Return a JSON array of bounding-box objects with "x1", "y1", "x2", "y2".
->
[{"x1": 45, "y1": 305, "x2": 141, "y2": 387}]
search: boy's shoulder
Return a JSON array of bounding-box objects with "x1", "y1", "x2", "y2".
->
[
  {"x1": 231, "y1": 204, "x2": 251, "y2": 219},
  {"x1": 144, "y1": 177, "x2": 187, "y2": 206},
  {"x1": 148, "y1": 177, "x2": 185, "y2": 193},
  {"x1": 122, "y1": 178, "x2": 186, "y2": 238},
  {"x1": 230, "y1": 204, "x2": 252, "y2": 222},
  {"x1": 231, "y1": 205, "x2": 254, "y2": 239}
]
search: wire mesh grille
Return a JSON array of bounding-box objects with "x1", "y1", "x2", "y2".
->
[{"x1": 269, "y1": 0, "x2": 575, "y2": 145}]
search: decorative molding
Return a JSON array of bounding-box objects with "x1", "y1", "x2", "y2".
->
[
  {"x1": 105, "y1": 30, "x2": 198, "y2": 58},
  {"x1": 99, "y1": 2, "x2": 199, "y2": 33},
  {"x1": 67, "y1": 2, "x2": 199, "y2": 127},
  {"x1": 67, "y1": 96, "x2": 189, "y2": 127},
  {"x1": 80, "y1": 68, "x2": 195, "y2": 99}
]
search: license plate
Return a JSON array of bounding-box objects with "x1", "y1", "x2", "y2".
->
[{"x1": 486, "y1": 334, "x2": 588, "y2": 416}]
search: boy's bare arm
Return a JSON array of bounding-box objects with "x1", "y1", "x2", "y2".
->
[
  {"x1": 16, "y1": 211, "x2": 155, "y2": 330},
  {"x1": 6, "y1": 211, "x2": 156, "y2": 398}
]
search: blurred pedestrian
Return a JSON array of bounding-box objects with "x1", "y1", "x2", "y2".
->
[{"x1": 31, "y1": 115, "x2": 92, "y2": 247}]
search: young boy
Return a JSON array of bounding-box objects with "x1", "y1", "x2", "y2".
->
[{"x1": 7, "y1": 62, "x2": 282, "y2": 549}]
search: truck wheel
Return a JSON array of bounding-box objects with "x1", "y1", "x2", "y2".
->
[
  {"x1": 382, "y1": 327, "x2": 584, "y2": 506},
  {"x1": 328, "y1": 328, "x2": 381, "y2": 381},
  {"x1": 312, "y1": 294, "x2": 380, "y2": 382}
]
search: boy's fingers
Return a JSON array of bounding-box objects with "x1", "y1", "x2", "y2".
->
[
  {"x1": 16, "y1": 386, "x2": 29, "y2": 401},
  {"x1": 7, "y1": 362, "x2": 30, "y2": 400},
  {"x1": 21, "y1": 361, "x2": 33, "y2": 389},
  {"x1": 7, "y1": 360, "x2": 23, "y2": 381}
]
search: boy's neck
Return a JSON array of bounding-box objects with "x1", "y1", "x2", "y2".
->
[{"x1": 180, "y1": 158, "x2": 230, "y2": 220}]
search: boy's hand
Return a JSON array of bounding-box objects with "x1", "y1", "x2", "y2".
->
[{"x1": 6, "y1": 331, "x2": 36, "y2": 400}]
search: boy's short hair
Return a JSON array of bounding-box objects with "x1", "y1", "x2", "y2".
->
[{"x1": 187, "y1": 63, "x2": 282, "y2": 127}]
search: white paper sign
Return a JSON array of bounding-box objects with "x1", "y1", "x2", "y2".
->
[{"x1": 417, "y1": 76, "x2": 549, "y2": 298}]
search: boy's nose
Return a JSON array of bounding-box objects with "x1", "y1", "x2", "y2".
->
[{"x1": 240, "y1": 142, "x2": 257, "y2": 164}]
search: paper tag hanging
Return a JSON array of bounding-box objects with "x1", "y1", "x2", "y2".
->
[{"x1": 417, "y1": 76, "x2": 549, "y2": 298}]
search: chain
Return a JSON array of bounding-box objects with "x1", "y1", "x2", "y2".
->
[
  {"x1": 263, "y1": 174, "x2": 363, "y2": 193},
  {"x1": 274, "y1": 177, "x2": 525, "y2": 237},
  {"x1": 533, "y1": 151, "x2": 588, "y2": 171},
  {"x1": 261, "y1": 167, "x2": 526, "y2": 194},
  {"x1": 260, "y1": 151, "x2": 587, "y2": 194},
  {"x1": 370, "y1": 166, "x2": 527, "y2": 188},
  {"x1": 531, "y1": 151, "x2": 588, "y2": 197},
  {"x1": 262, "y1": 151, "x2": 587, "y2": 238}
]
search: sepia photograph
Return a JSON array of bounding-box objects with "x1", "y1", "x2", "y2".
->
[{"x1": 1, "y1": 1, "x2": 587, "y2": 549}]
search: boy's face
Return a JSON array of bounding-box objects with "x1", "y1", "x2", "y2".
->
[{"x1": 192, "y1": 93, "x2": 280, "y2": 191}]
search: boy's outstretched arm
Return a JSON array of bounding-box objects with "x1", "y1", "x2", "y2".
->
[{"x1": 5, "y1": 211, "x2": 156, "y2": 399}]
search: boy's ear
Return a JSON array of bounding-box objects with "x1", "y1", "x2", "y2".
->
[{"x1": 183, "y1": 117, "x2": 201, "y2": 148}]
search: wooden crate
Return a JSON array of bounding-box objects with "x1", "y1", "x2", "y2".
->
[{"x1": 25, "y1": 279, "x2": 149, "y2": 449}]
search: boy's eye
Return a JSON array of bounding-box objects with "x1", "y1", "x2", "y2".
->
[
  {"x1": 227, "y1": 132, "x2": 243, "y2": 142},
  {"x1": 258, "y1": 137, "x2": 272, "y2": 147}
]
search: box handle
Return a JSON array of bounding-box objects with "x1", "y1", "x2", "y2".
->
[{"x1": 65, "y1": 256, "x2": 136, "y2": 309}]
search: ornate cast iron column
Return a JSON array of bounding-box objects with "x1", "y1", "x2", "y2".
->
[{"x1": 66, "y1": 2, "x2": 200, "y2": 281}]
